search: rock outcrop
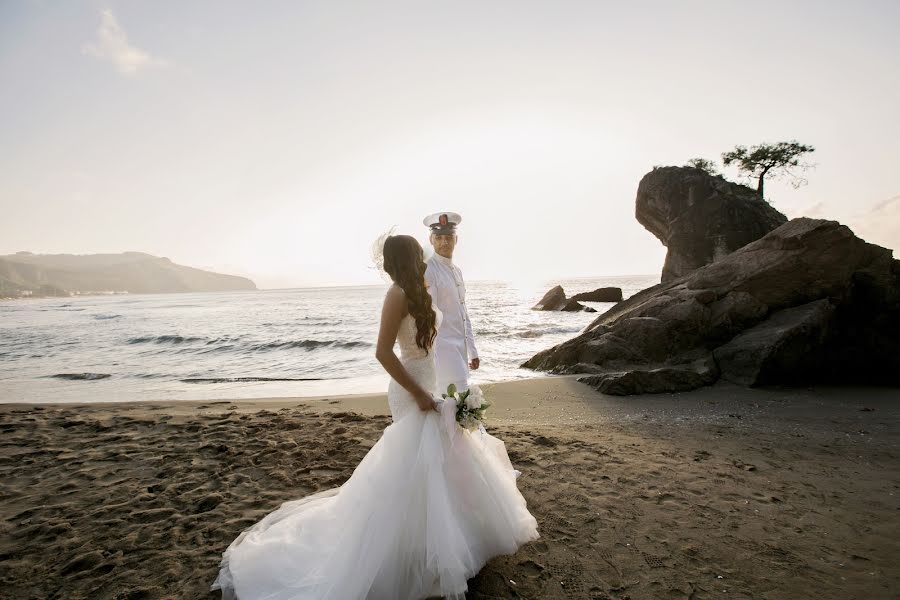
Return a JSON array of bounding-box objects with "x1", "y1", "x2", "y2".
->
[
  {"x1": 637, "y1": 166, "x2": 788, "y2": 283},
  {"x1": 570, "y1": 287, "x2": 623, "y2": 303},
  {"x1": 532, "y1": 286, "x2": 596, "y2": 312},
  {"x1": 523, "y1": 219, "x2": 900, "y2": 394}
]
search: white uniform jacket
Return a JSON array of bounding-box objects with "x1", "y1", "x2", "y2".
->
[{"x1": 424, "y1": 253, "x2": 478, "y2": 392}]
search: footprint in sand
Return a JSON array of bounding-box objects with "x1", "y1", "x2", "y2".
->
[
  {"x1": 641, "y1": 552, "x2": 666, "y2": 568},
  {"x1": 517, "y1": 559, "x2": 545, "y2": 579},
  {"x1": 547, "y1": 563, "x2": 588, "y2": 595},
  {"x1": 559, "y1": 575, "x2": 586, "y2": 595},
  {"x1": 531, "y1": 435, "x2": 557, "y2": 447},
  {"x1": 693, "y1": 450, "x2": 712, "y2": 461},
  {"x1": 194, "y1": 494, "x2": 224, "y2": 514}
]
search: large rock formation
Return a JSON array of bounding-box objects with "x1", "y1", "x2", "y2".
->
[
  {"x1": 0, "y1": 252, "x2": 256, "y2": 296},
  {"x1": 532, "y1": 285, "x2": 596, "y2": 312},
  {"x1": 523, "y1": 219, "x2": 900, "y2": 394},
  {"x1": 637, "y1": 166, "x2": 788, "y2": 282},
  {"x1": 570, "y1": 287, "x2": 623, "y2": 303}
]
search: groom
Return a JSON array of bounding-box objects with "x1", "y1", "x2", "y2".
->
[{"x1": 423, "y1": 211, "x2": 480, "y2": 394}]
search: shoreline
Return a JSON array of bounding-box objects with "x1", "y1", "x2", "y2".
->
[
  {"x1": 7, "y1": 374, "x2": 899, "y2": 429},
  {"x1": 2, "y1": 378, "x2": 898, "y2": 599}
]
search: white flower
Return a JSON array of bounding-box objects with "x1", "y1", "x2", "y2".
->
[{"x1": 465, "y1": 387, "x2": 483, "y2": 410}]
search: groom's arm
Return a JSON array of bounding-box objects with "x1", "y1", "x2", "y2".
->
[
  {"x1": 460, "y1": 273, "x2": 479, "y2": 369},
  {"x1": 464, "y1": 312, "x2": 479, "y2": 369}
]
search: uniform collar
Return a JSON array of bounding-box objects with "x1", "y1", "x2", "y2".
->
[{"x1": 432, "y1": 253, "x2": 454, "y2": 266}]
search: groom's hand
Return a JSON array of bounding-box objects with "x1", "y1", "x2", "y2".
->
[{"x1": 469, "y1": 357, "x2": 480, "y2": 370}]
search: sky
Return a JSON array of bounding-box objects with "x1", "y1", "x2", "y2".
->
[{"x1": 1, "y1": 1, "x2": 898, "y2": 288}]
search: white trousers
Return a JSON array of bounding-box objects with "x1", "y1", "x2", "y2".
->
[{"x1": 434, "y1": 338, "x2": 469, "y2": 395}]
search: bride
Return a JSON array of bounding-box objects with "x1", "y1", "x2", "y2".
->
[{"x1": 212, "y1": 234, "x2": 538, "y2": 599}]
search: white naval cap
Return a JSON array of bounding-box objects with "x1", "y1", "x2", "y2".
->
[{"x1": 423, "y1": 211, "x2": 462, "y2": 235}]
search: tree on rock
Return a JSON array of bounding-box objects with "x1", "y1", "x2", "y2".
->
[
  {"x1": 721, "y1": 141, "x2": 815, "y2": 199},
  {"x1": 685, "y1": 158, "x2": 718, "y2": 175}
]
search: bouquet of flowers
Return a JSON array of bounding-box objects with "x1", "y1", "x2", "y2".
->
[{"x1": 441, "y1": 384, "x2": 490, "y2": 431}]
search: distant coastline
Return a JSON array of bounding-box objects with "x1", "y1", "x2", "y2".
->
[{"x1": 0, "y1": 251, "x2": 256, "y2": 299}]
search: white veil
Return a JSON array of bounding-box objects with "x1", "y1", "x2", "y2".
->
[{"x1": 370, "y1": 227, "x2": 397, "y2": 281}]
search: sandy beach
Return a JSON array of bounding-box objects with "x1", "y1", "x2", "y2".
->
[{"x1": 1, "y1": 377, "x2": 898, "y2": 599}]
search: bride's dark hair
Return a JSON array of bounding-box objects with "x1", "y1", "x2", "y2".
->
[{"x1": 382, "y1": 235, "x2": 437, "y2": 353}]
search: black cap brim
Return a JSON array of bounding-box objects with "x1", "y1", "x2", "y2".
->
[{"x1": 430, "y1": 225, "x2": 457, "y2": 235}]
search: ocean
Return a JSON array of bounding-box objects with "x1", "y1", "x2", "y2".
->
[{"x1": 0, "y1": 275, "x2": 657, "y2": 403}]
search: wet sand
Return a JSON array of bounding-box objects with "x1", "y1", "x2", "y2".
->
[{"x1": 1, "y1": 377, "x2": 898, "y2": 599}]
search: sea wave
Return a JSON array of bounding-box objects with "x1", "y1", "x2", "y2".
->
[
  {"x1": 513, "y1": 326, "x2": 583, "y2": 339},
  {"x1": 476, "y1": 324, "x2": 584, "y2": 338},
  {"x1": 182, "y1": 376, "x2": 325, "y2": 383},
  {"x1": 124, "y1": 335, "x2": 370, "y2": 352},
  {"x1": 51, "y1": 373, "x2": 111, "y2": 380},
  {"x1": 260, "y1": 319, "x2": 343, "y2": 327},
  {"x1": 248, "y1": 340, "x2": 371, "y2": 351},
  {"x1": 127, "y1": 335, "x2": 206, "y2": 345}
]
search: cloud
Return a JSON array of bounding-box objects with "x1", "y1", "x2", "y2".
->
[
  {"x1": 847, "y1": 195, "x2": 900, "y2": 252},
  {"x1": 82, "y1": 9, "x2": 167, "y2": 75},
  {"x1": 869, "y1": 194, "x2": 900, "y2": 214}
]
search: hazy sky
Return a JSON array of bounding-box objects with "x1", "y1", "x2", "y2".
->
[{"x1": 2, "y1": 1, "x2": 898, "y2": 288}]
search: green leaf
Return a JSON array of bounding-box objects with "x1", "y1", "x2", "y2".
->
[{"x1": 446, "y1": 383, "x2": 457, "y2": 397}]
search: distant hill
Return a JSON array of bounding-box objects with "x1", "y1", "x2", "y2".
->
[{"x1": 0, "y1": 252, "x2": 257, "y2": 297}]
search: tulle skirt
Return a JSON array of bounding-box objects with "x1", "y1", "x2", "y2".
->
[{"x1": 212, "y1": 401, "x2": 539, "y2": 600}]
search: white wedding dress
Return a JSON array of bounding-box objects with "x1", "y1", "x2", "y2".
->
[{"x1": 212, "y1": 308, "x2": 539, "y2": 599}]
